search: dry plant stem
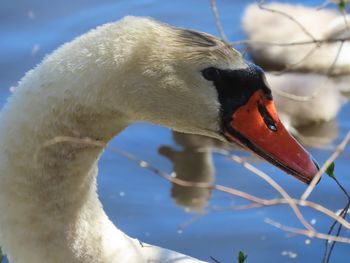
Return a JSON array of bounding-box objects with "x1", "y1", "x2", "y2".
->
[
  {"x1": 36, "y1": 136, "x2": 267, "y2": 203},
  {"x1": 268, "y1": 86, "x2": 319, "y2": 102},
  {"x1": 273, "y1": 44, "x2": 321, "y2": 76},
  {"x1": 179, "y1": 213, "x2": 207, "y2": 231},
  {"x1": 231, "y1": 0, "x2": 350, "y2": 48},
  {"x1": 210, "y1": 0, "x2": 228, "y2": 42},
  {"x1": 180, "y1": 195, "x2": 350, "y2": 239},
  {"x1": 316, "y1": 0, "x2": 347, "y2": 10},
  {"x1": 301, "y1": 130, "x2": 350, "y2": 201},
  {"x1": 326, "y1": 41, "x2": 344, "y2": 76},
  {"x1": 230, "y1": 37, "x2": 350, "y2": 47},
  {"x1": 214, "y1": 149, "x2": 314, "y2": 231},
  {"x1": 119, "y1": 147, "x2": 350, "y2": 232},
  {"x1": 317, "y1": 0, "x2": 331, "y2": 9},
  {"x1": 37, "y1": 136, "x2": 350, "y2": 230},
  {"x1": 258, "y1": 0, "x2": 316, "y2": 41},
  {"x1": 209, "y1": 256, "x2": 221, "y2": 263},
  {"x1": 36, "y1": 136, "x2": 350, "y2": 241},
  {"x1": 107, "y1": 147, "x2": 268, "y2": 204},
  {"x1": 265, "y1": 218, "x2": 350, "y2": 244},
  {"x1": 236, "y1": 2, "x2": 348, "y2": 102},
  {"x1": 342, "y1": 11, "x2": 350, "y2": 31},
  {"x1": 322, "y1": 175, "x2": 350, "y2": 263},
  {"x1": 197, "y1": 195, "x2": 350, "y2": 230},
  {"x1": 180, "y1": 193, "x2": 350, "y2": 237},
  {"x1": 255, "y1": 198, "x2": 350, "y2": 230}
]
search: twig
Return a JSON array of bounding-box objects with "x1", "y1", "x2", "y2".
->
[
  {"x1": 210, "y1": 0, "x2": 228, "y2": 42},
  {"x1": 315, "y1": 0, "x2": 350, "y2": 10},
  {"x1": 232, "y1": 198, "x2": 350, "y2": 230},
  {"x1": 270, "y1": 86, "x2": 319, "y2": 102},
  {"x1": 326, "y1": 40, "x2": 345, "y2": 76},
  {"x1": 317, "y1": 0, "x2": 332, "y2": 9},
  {"x1": 265, "y1": 218, "x2": 350, "y2": 244},
  {"x1": 323, "y1": 203, "x2": 350, "y2": 262},
  {"x1": 258, "y1": 0, "x2": 317, "y2": 41},
  {"x1": 35, "y1": 136, "x2": 268, "y2": 204},
  {"x1": 181, "y1": 193, "x2": 350, "y2": 230},
  {"x1": 301, "y1": 130, "x2": 350, "y2": 201},
  {"x1": 36, "y1": 135, "x2": 350, "y2": 244},
  {"x1": 213, "y1": 149, "x2": 314, "y2": 231},
  {"x1": 230, "y1": 37, "x2": 350, "y2": 47},
  {"x1": 273, "y1": 44, "x2": 320, "y2": 76},
  {"x1": 342, "y1": 11, "x2": 350, "y2": 30},
  {"x1": 322, "y1": 174, "x2": 350, "y2": 263},
  {"x1": 210, "y1": 256, "x2": 221, "y2": 263}
]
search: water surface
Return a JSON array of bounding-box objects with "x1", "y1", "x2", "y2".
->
[{"x1": 1, "y1": 0, "x2": 350, "y2": 262}]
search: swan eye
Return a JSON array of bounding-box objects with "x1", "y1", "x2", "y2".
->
[{"x1": 202, "y1": 67, "x2": 221, "y2": 82}]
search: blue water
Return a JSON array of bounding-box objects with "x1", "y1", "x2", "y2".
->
[{"x1": 1, "y1": 0, "x2": 350, "y2": 262}]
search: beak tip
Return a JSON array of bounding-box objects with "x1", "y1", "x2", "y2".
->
[
  {"x1": 312, "y1": 158, "x2": 322, "y2": 185},
  {"x1": 303, "y1": 158, "x2": 321, "y2": 185},
  {"x1": 312, "y1": 158, "x2": 320, "y2": 171}
]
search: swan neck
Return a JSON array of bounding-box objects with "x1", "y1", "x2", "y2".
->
[{"x1": 0, "y1": 65, "x2": 133, "y2": 263}]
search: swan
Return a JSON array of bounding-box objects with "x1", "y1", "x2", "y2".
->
[
  {"x1": 242, "y1": 3, "x2": 350, "y2": 78},
  {"x1": 242, "y1": 3, "x2": 348, "y2": 131},
  {"x1": 0, "y1": 16, "x2": 319, "y2": 263}
]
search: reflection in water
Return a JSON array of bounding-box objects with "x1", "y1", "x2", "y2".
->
[
  {"x1": 161, "y1": 118, "x2": 339, "y2": 211},
  {"x1": 295, "y1": 119, "x2": 339, "y2": 149},
  {"x1": 159, "y1": 132, "x2": 226, "y2": 211}
]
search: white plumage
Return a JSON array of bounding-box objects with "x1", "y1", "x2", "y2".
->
[
  {"x1": 242, "y1": 3, "x2": 348, "y2": 134},
  {"x1": 0, "y1": 16, "x2": 242, "y2": 263},
  {"x1": 267, "y1": 72, "x2": 345, "y2": 131},
  {"x1": 243, "y1": 3, "x2": 350, "y2": 77}
]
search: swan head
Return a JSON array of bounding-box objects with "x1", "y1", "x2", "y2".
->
[{"x1": 103, "y1": 17, "x2": 319, "y2": 183}]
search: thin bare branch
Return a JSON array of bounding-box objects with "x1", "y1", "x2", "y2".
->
[
  {"x1": 230, "y1": 37, "x2": 350, "y2": 47},
  {"x1": 35, "y1": 136, "x2": 269, "y2": 204},
  {"x1": 317, "y1": 0, "x2": 332, "y2": 9},
  {"x1": 273, "y1": 44, "x2": 320, "y2": 76},
  {"x1": 258, "y1": 0, "x2": 316, "y2": 41},
  {"x1": 36, "y1": 135, "x2": 350, "y2": 243},
  {"x1": 210, "y1": 0, "x2": 228, "y2": 42},
  {"x1": 302, "y1": 130, "x2": 350, "y2": 200},
  {"x1": 180, "y1": 194, "x2": 350, "y2": 234},
  {"x1": 213, "y1": 149, "x2": 314, "y2": 231},
  {"x1": 205, "y1": 197, "x2": 350, "y2": 231},
  {"x1": 266, "y1": 199, "x2": 350, "y2": 230},
  {"x1": 265, "y1": 218, "x2": 350, "y2": 244},
  {"x1": 315, "y1": 0, "x2": 350, "y2": 10},
  {"x1": 269, "y1": 86, "x2": 319, "y2": 102},
  {"x1": 326, "y1": 41, "x2": 345, "y2": 76}
]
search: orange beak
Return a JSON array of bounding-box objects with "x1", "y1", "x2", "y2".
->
[{"x1": 223, "y1": 90, "x2": 319, "y2": 184}]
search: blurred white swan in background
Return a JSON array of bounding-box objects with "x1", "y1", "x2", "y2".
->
[
  {"x1": 0, "y1": 16, "x2": 319, "y2": 263},
  {"x1": 267, "y1": 72, "x2": 345, "y2": 129},
  {"x1": 243, "y1": 2, "x2": 350, "y2": 92},
  {"x1": 241, "y1": 2, "x2": 348, "y2": 145}
]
